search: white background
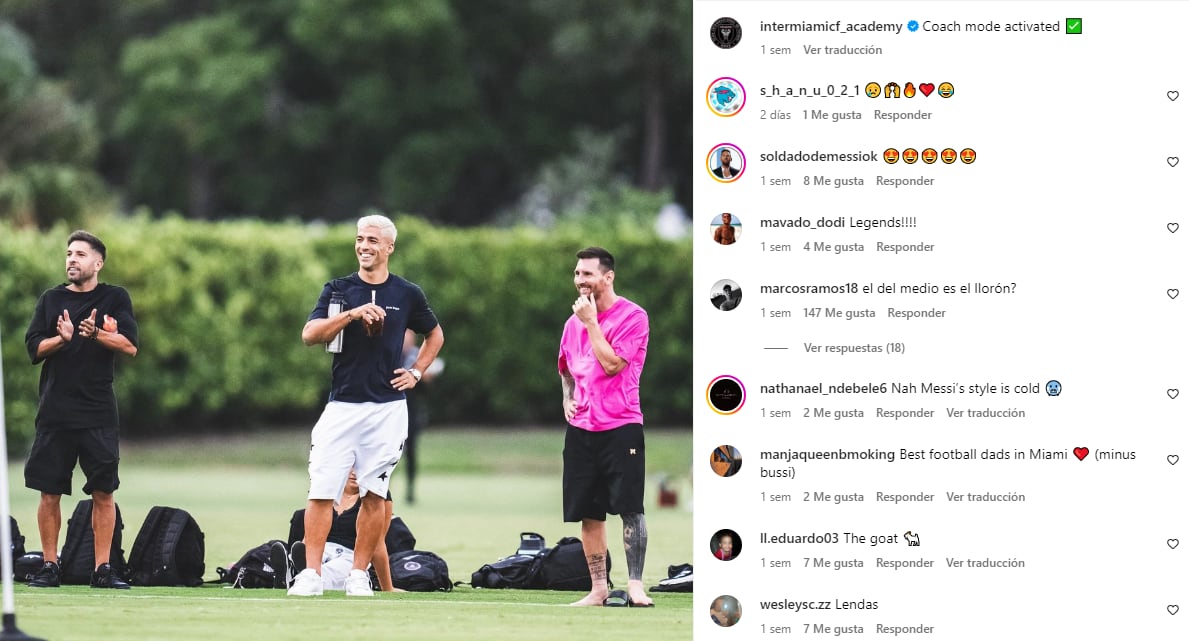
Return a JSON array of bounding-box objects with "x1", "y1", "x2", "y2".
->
[{"x1": 694, "y1": 2, "x2": 1186, "y2": 639}]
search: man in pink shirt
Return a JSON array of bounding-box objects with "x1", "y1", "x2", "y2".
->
[{"x1": 558, "y1": 247, "x2": 652, "y2": 607}]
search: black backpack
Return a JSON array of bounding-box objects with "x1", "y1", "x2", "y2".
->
[
  {"x1": 537, "y1": 536, "x2": 604, "y2": 591},
  {"x1": 216, "y1": 540, "x2": 283, "y2": 588},
  {"x1": 390, "y1": 550, "x2": 452, "y2": 592},
  {"x1": 8, "y1": 516, "x2": 24, "y2": 560},
  {"x1": 125, "y1": 506, "x2": 206, "y2": 586},
  {"x1": 59, "y1": 500, "x2": 126, "y2": 584},
  {"x1": 470, "y1": 553, "x2": 542, "y2": 589}
]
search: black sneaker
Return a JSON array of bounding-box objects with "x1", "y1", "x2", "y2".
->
[
  {"x1": 91, "y1": 563, "x2": 131, "y2": 589},
  {"x1": 27, "y1": 561, "x2": 61, "y2": 588},
  {"x1": 269, "y1": 541, "x2": 291, "y2": 589},
  {"x1": 290, "y1": 541, "x2": 307, "y2": 576}
]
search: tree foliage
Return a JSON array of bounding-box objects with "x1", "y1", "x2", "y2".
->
[
  {"x1": 0, "y1": 20, "x2": 106, "y2": 228},
  {"x1": 0, "y1": 0, "x2": 692, "y2": 224}
]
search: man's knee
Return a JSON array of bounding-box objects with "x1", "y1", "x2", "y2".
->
[
  {"x1": 91, "y1": 491, "x2": 115, "y2": 506},
  {"x1": 622, "y1": 512, "x2": 647, "y2": 531},
  {"x1": 38, "y1": 493, "x2": 62, "y2": 508}
]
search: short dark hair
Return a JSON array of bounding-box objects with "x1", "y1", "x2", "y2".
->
[
  {"x1": 576, "y1": 246, "x2": 614, "y2": 272},
  {"x1": 67, "y1": 230, "x2": 106, "y2": 261}
]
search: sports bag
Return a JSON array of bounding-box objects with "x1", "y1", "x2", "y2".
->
[
  {"x1": 8, "y1": 516, "x2": 24, "y2": 560},
  {"x1": 125, "y1": 506, "x2": 206, "y2": 586},
  {"x1": 469, "y1": 535, "x2": 610, "y2": 591},
  {"x1": 216, "y1": 540, "x2": 283, "y2": 588},
  {"x1": 59, "y1": 500, "x2": 126, "y2": 584},
  {"x1": 538, "y1": 536, "x2": 606, "y2": 591},
  {"x1": 390, "y1": 550, "x2": 452, "y2": 592},
  {"x1": 470, "y1": 553, "x2": 541, "y2": 589}
]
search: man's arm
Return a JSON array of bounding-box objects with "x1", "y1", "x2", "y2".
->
[
  {"x1": 572, "y1": 294, "x2": 628, "y2": 376},
  {"x1": 301, "y1": 303, "x2": 384, "y2": 346},
  {"x1": 581, "y1": 318, "x2": 628, "y2": 377},
  {"x1": 406, "y1": 325, "x2": 444, "y2": 373},
  {"x1": 28, "y1": 297, "x2": 71, "y2": 363},
  {"x1": 81, "y1": 311, "x2": 137, "y2": 357},
  {"x1": 93, "y1": 323, "x2": 137, "y2": 357},
  {"x1": 561, "y1": 368, "x2": 577, "y2": 421}
]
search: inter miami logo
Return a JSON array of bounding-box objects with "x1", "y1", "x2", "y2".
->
[{"x1": 711, "y1": 17, "x2": 742, "y2": 49}]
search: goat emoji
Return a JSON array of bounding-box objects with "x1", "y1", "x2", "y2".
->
[{"x1": 904, "y1": 531, "x2": 921, "y2": 546}]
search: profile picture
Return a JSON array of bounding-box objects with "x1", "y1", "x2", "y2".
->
[
  {"x1": 710, "y1": 444, "x2": 742, "y2": 477},
  {"x1": 706, "y1": 375, "x2": 745, "y2": 414},
  {"x1": 707, "y1": 144, "x2": 744, "y2": 182},
  {"x1": 711, "y1": 529, "x2": 741, "y2": 561},
  {"x1": 711, "y1": 279, "x2": 741, "y2": 311},
  {"x1": 710, "y1": 17, "x2": 742, "y2": 49},
  {"x1": 711, "y1": 213, "x2": 741, "y2": 245},
  {"x1": 710, "y1": 595, "x2": 743, "y2": 627},
  {"x1": 707, "y1": 77, "x2": 745, "y2": 116}
]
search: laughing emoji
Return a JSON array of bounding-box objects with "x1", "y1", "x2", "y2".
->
[{"x1": 938, "y1": 82, "x2": 955, "y2": 98}]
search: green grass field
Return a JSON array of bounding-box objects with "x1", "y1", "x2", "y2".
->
[{"x1": 6, "y1": 427, "x2": 694, "y2": 641}]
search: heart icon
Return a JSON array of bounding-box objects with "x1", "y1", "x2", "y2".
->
[
  {"x1": 1169, "y1": 389, "x2": 1180, "y2": 399},
  {"x1": 1169, "y1": 289, "x2": 1180, "y2": 299},
  {"x1": 1171, "y1": 223, "x2": 1181, "y2": 233},
  {"x1": 1170, "y1": 539, "x2": 1180, "y2": 549},
  {"x1": 1073, "y1": 447, "x2": 1089, "y2": 461},
  {"x1": 1170, "y1": 91, "x2": 1180, "y2": 101},
  {"x1": 1169, "y1": 605, "x2": 1180, "y2": 615},
  {"x1": 920, "y1": 83, "x2": 935, "y2": 97},
  {"x1": 1169, "y1": 157, "x2": 1180, "y2": 167},
  {"x1": 1171, "y1": 454, "x2": 1181, "y2": 465}
]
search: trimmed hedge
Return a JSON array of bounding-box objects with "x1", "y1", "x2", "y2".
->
[{"x1": 1, "y1": 216, "x2": 692, "y2": 450}]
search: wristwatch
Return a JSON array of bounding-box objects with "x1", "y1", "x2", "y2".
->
[{"x1": 408, "y1": 368, "x2": 422, "y2": 382}]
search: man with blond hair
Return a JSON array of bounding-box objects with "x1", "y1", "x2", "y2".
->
[{"x1": 290, "y1": 214, "x2": 444, "y2": 597}]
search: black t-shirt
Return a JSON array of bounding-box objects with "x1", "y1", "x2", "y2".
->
[
  {"x1": 308, "y1": 273, "x2": 438, "y2": 403},
  {"x1": 288, "y1": 497, "x2": 402, "y2": 551},
  {"x1": 24, "y1": 284, "x2": 139, "y2": 431}
]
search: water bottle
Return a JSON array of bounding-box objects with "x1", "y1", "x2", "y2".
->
[{"x1": 326, "y1": 292, "x2": 345, "y2": 353}]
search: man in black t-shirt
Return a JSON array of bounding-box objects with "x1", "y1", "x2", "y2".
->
[
  {"x1": 290, "y1": 214, "x2": 444, "y2": 597},
  {"x1": 23, "y1": 230, "x2": 139, "y2": 590}
]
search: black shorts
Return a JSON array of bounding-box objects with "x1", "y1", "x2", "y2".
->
[
  {"x1": 24, "y1": 428, "x2": 120, "y2": 496},
  {"x1": 563, "y1": 423, "x2": 645, "y2": 522}
]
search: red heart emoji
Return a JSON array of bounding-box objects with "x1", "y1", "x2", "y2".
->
[
  {"x1": 1073, "y1": 447, "x2": 1089, "y2": 461},
  {"x1": 920, "y1": 83, "x2": 935, "y2": 97}
]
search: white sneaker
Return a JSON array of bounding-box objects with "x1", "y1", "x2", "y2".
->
[
  {"x1": 287, "y1": 569, "x2": 323, "y2": 596},
  {"x1": 344, "y1": 569, "x2": 374, "y2": 597}
]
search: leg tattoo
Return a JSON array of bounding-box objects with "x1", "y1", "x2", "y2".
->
[
  {"x1": 587, "y1": 552, "x2": 608, "y2": 583},
  {"x1": 622, "y1": 513, "x2": 648, "y2": 581}
]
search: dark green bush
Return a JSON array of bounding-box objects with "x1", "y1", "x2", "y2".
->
[{"x1": 1, "y1": 216, "x2": 691, "y2": 451}]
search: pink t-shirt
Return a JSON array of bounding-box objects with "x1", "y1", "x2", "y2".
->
[{"x1": 558, "y1": 297, "x2": 649, "y2": 432}]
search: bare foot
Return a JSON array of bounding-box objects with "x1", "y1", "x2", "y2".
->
[
  {"x1": 627, "y1": 580, "x2": 654, "y2": 607},
  {"x1": 569, "y1": 590, "x2": 609, "y2": 606}
]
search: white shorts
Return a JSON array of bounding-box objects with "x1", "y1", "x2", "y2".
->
[
  {"x1": 308, "y1": 400, "x2": 407, "y2": 501},
  {"x1": 320, "y1": 544, "x2": 356, "y2": 591}
]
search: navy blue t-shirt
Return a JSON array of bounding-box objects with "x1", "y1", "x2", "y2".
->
[{"x1": 309, "y1": 273, "x2": 438, "y2": 403}]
